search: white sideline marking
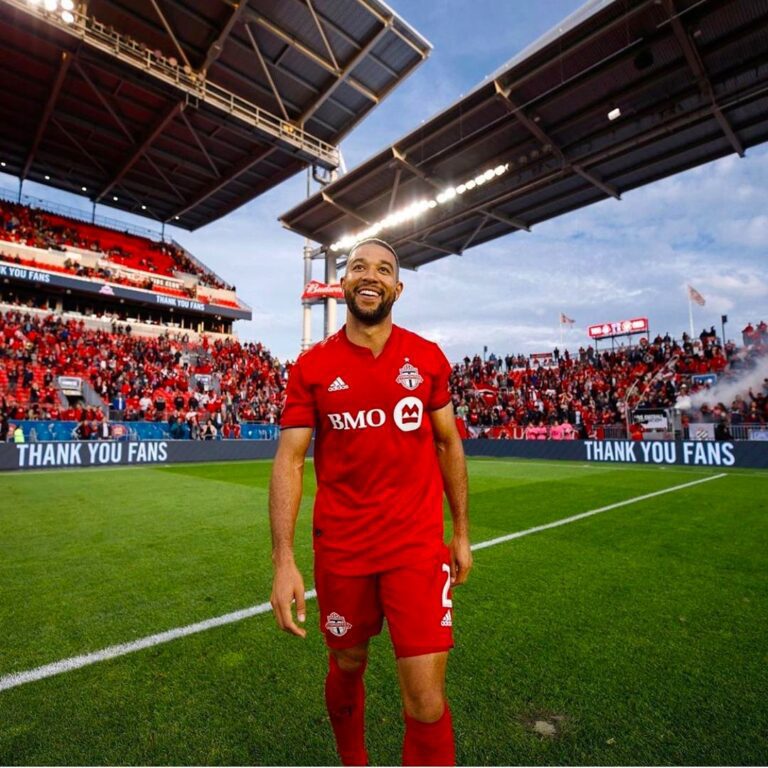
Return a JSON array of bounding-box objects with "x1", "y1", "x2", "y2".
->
[
  {"x1": 0, "y1": 473, "x2": 726, "y2": 693},
  {"x1": 0, "y1": 590, "x2": 313, "y2": 693},
  {"x1": 471, "y1": 472, "x2": 726, "y2": 551}
]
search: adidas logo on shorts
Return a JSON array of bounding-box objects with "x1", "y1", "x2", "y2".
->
[
  {"x1": 328, "y1": 377, "x2": 349, "y2": 392},
  {"x1": 440, "y1": 609, "x2": 452, "y2": 627}
]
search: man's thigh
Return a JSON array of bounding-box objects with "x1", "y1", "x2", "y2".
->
[
  {"x1": 314, "y1": 567, "x2": 384, "y2": 650},
  {"x1": 379, "y1": 547, "x2": 454, "y2": 659}
]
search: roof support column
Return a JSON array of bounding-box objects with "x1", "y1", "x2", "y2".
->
[{"x1": 324, "y1": 247, "x2": 338, "y2": 338}]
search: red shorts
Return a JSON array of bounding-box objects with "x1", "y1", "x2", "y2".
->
[{"x1": 314, "y1": 546, "x2": 454, "y2": 658}]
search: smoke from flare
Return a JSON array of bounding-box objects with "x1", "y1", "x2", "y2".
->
[{"x1": 677, "y1": 353, "x2": 768, "y2": 411}]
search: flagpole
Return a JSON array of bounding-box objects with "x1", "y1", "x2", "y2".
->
[
  {"x1": 559, "y1": 319, "x2": 563, "y2": 349},
  {"x1": 688, "y1": 293, "x2": 694, "y2": 340}
]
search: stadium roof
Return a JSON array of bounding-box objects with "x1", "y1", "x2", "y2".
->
[
  {"x1": 0, "y1": 0, "x2": 430, "y2": 230},
  {"x1": 281, "y1": 0, "x2": 768, "y2": 269}
]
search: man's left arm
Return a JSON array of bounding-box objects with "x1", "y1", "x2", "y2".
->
[{"x1": 430, "y1": 402, "x2": 472, "y2": 585}]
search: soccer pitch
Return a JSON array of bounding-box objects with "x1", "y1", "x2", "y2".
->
[{"x1": 1, "y1": 459, "x2": 766, "y2": 766}]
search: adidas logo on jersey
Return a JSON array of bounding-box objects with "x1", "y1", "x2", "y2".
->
[
  {"x1": 441, "y1": 609, "x2": 452, "y2": 627},
  {"x1": 327, "y1": 377, "x2": 349, "y2": 392}
]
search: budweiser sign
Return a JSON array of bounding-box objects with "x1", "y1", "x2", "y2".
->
[
  {"x1": 588, "y1": 317, "x2": 649, "y2": 339},
  {"x1": 302, "y1": 280, "x2": 344, "y2": 300}
]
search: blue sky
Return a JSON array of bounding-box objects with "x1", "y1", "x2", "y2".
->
[{"x1": 3, "y1": 0, "x2": 767, "y2": 362}]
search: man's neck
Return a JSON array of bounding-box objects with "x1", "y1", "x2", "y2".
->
[{"x1": 345, "y1": 316, "x2": 394, "y2": 358}]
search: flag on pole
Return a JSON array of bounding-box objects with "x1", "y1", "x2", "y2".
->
[
  {"x1": 688, "y1": 285, "x2": 706, "y2": 306},
  {"x1": 560, "y1": 313, "x2": 575, "y2": 325}
]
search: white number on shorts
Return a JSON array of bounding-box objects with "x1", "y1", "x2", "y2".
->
[{"x1": 441, "y1": 563, "x2": 453, "y2": 608}]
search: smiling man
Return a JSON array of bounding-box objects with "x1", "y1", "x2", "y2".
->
[{"x1": 269, "y1": 238, "x2": 471, "y2": 766}]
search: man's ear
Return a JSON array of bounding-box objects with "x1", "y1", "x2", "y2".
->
[{"x1": 394, "y1": 280, "x2": 404, "y2": 302}]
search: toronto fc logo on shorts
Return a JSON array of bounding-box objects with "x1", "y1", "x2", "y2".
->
[
  {"x1": 396, "y1": 358, "x2": 423, "y2": 391},
  {"x1": 325, "y1": 612, "x2": 353, "y2": 637}
]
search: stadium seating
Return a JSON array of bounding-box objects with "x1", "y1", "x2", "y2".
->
[
  {"x1": 449, "y1": 328, "x2": 766, "y2": 439},
  {"x1": 0, "y1": 306, "x2": 285, "y2": 441},
  {"x1": 1, "y1": 297, "x2": 765, "y2": 442},
  {"x1": 0, "y1": 200, "x2": 241, "y2": 309}
]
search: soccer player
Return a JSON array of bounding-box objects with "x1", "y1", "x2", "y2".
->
[{"x1": 269, "y1": 238, "x2": 471, "y2": 766}]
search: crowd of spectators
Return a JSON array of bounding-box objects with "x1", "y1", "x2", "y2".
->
[
  {"x1": 448, "y1": 325, "x2": 766, "y2": 439},
  {"x1": 0, "y1": 199, "x2": 230, "y2": 290},
  {"x1": 0, "y1": 307, "x2": 286, "y2": 440},
  {"x1": 1, "y1": 300, "x2": 766, "y2": 442}
]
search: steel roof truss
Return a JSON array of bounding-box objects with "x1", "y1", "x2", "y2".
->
[
  {"x1": 22, "y1": 50, "x2": 73, "y2": 181},
  {"x1": 147, "y1": 0, "x2": 193, "y2": 73},
  {"x1": 244, "y1": 22, "x2": 291, "y2": 122},
  {"x1": 51, "y1": 116, "x2": 110, "y2": 176},
  {"x1": 179, "y1": 109, "x2": 221, "y2": 178},
  {"x1": 171, "y1": 146, "x2": 279, "y2": 220},
  {"x1": 304, "y1": 0, "x2": 339, "y2": 71},
  {"x1": 309, "y1": 5, "x2": 401, "y2": 79},
  {"x1": 353, "y1": 0, "x2": 429, "y2": 60},
  {"x1": 387, "y1": 166, "x2": 402, "y2": 213},
  {"x1": 321, "y1": 191, "x2": 369, "y2": 224},
  {"x1": 246, "y1": 10, "x2": 379, "y2": 105},
  {"x1": 74, "y1": 60, "x2": 135, "y2": 143},
  {"x1": 459, "y1": 214, "x2": 489, "y2": 253},
  {"x1": 662, "y1": 0, "x2": 744, "y2": 157},
  {"x1": 299, "y1": 20, "x2": 390, "y2": 125},
  {"x1": 393, "y1": 147, "x2": 530, "y2": 231},
  {"x1": 96, "y1": 101, "x2": 184, "y2": 202},
  {"x1": 495, "y1": 80, "x2": 620, "y2": 200},
  {"x1": 201, "y1": 0, "x2": 250, "y2": 75}
]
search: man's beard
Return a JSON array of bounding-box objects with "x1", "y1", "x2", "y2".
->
[{"x1": 344, "y1": 287, "x2": 396, "y2": 325}]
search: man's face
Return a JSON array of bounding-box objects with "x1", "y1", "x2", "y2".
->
[{"x1": 341, "y1": 243, "x2": 403, "y2": 325}]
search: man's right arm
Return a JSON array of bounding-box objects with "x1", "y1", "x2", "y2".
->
[{"x1": 269, "y1": 426, "x2": 313, "y2": 638}]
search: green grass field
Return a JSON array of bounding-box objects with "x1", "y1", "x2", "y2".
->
[{"x1": 1, "y1": 458, "x2": 766, "y2": 766}]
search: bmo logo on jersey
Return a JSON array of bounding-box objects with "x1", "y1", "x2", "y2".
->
[
  {"x1": 326, "y1": 397, "x2": 424, "y2": 432},
  {"x1": 393, "y1": 396, "x2": 423, "y2": 432},
  {"x1": 327, "y1": 409, "x2": 386, "y2": 430}
]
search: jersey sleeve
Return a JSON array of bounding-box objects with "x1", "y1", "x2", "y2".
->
[
  {"x1": 428, "y1": 344, "x2": 453, "y2": 411},
  {"x1": 280, "y1": 355, "x2": 316, "y2": 429}
]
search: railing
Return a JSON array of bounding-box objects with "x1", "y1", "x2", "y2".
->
[
  {"x1": 12, "y1": 420, "x2": 279, "y2": 442},
  {"x1": 3, "y1": 0, "x2": 339, "y2": 168}
]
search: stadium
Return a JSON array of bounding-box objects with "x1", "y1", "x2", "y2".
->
[{"x1": 1, "y1": 0, "x2": 767, "y2": 765}]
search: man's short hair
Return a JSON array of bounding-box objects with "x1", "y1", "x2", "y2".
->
[{"x1": 347, "y1": 238, "x2": 400, "y2": 275}]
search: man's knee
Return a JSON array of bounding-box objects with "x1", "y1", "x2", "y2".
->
[
  {"x1": 331, "y1": 644, "x2": 368, "y2": 674},
  {"x1": 402, "y1": 690, "x2": 446, "y2": 723}
]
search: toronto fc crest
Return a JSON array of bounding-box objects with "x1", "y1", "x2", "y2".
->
[
  {"x1": 325, "y1": 612, "x2": 352, "y2": 637},
  {"x1": 396, "y1": 358, "x2": 423, "y2": 391}
]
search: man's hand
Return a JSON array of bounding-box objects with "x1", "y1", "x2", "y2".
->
[
  {"x1": 448, "y1": 534, "x2": 473, "y2": 586},
  {"x1": 271, "y1": 559, "x2": 307, "y2": 638}
]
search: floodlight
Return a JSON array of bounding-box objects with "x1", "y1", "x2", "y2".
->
[
  {"x1": 608, "y1": 107, "x2": 621, "y2": 121},
  {"x1": 43, "y1": 0, "x2": 57, "y2": 11},
  {"x1": 61, "y1": 10, "x2": 74, "y2": 23}
]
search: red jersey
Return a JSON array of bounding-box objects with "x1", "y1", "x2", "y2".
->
[{"x1": 280, "y1": 325, "x2": 452, "y2": 576}]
